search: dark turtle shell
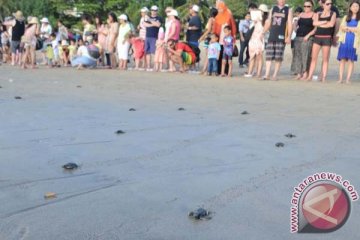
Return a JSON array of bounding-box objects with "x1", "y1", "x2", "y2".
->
[
  {"x1": 285, "y1": 133, "x2": 296, "y2": 138},
  {"x1": 14, "y1": 96, "x2": 22, "y2": 100},
  {"x1": 188, "y1": 208, "x2": 210, "y2": 220},
  {"x1": 178, "y1": 108, "x2": 185, "y2": 111},
  {"x1": 115, "y1": 130, "x2": 126, "y2": 135},
  {"x1": 275, "y1": 142, "x2": 285, "y2": 147},
  {"x1": 241, "y1": 111, "x2": 249, "y2": 115},
  {"x1": 129, "y1": 108, "x2": 136, "y2": 112},
  {"x1": 62, "y1": 163, "x2": 79, "y2": 170}
]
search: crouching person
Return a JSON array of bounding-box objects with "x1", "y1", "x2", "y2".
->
[
  {"x1": 71, "y1": 36, "x2": 100, "y2": 69},
  {"x1": 166, "y1": 39, "x2": 196, "y2": 72}
]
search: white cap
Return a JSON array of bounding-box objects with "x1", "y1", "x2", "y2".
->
[
  {"x1": 118, "y1": 14, "x2": 128, "y2": 21},
  {"x1": 40, "y1": 17, "x2": 49, "y2": 23},
  {"x1": 151, "y1": 5, "x2": 158, "y2": 11},
  {"x1": 167, "y1": 9, "x2": 178, "y2": 17},
  {"x1": 141, "y1": 7, "x2": 149, "y2": 13},
  {"x1": 192, "y1": 5, "x2": 200, "y2": 12}
]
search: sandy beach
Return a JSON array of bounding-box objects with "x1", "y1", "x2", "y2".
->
[{"x1": 0, "y1": 49, "x2": 359, "y2": 239}]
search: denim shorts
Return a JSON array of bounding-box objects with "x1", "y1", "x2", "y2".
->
[{"x1": 145, "y1": 37, "x2": 156, "y2": 54}]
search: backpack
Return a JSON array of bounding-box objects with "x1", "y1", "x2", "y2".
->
[{"x1": 186, "y1": 42, "x2": 201, "y2": 63}]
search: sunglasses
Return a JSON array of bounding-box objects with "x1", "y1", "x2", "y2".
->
[
  {"x1": 304, "y1": 5, "x2": 312, "y2": 8},
  {"x1": 325, "y1": 3, "x2": 332, "y2": 5}
]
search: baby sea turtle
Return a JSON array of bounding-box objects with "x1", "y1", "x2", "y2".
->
[
  {"x1": 178, "y1": 107, "x2": 186, "y2": 111},
  {"x1": 115, "y1": 130, "x2": 126, "y2": 135},
  {"x1": 62, "y1": 162, "x2": 79, "y2": 170},
  {"x1": 285, "y1": 133, "x2": 296, "y2": 138},
  {"x1": 0, "y1": 86, "x2": 2, "y2": 88},
  {"x1": 129, "y1": 108, "x2": 136, "y2": 112},
  {"x1": 76, "y1": 85, "x2": 82, "y2": 88},
  {"x1": 275, "y1": 142, "x2": 285, "y2": 148},
  {"x1": 241, "y1": 111, "x2": 249, "y2": 115},
  {"x1": 14, "y1": 96, "x2": 22, "y2": 100},
  {"x1": 188, "y1": 208, "x2": 211, "y2": 220}
]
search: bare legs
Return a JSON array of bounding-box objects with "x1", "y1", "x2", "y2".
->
[
  {"x1": 264, "y1": 60, "x2": 281, "y2": 80},
  {"x1": 307, "y1": 43, "x2": 331, "y2": 83},
  {"x1": 338, "y1": 59, "x2": 354, "y2": 84},
  {"x1": 221, "y1": 59, "x2": 232, "y2": 77}
]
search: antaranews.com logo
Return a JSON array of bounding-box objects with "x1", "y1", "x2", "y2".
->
[{"x1": 290, "y1": 172, "x2": 358, "y2": 233}]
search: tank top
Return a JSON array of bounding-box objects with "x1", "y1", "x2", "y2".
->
[
  {"x1": 296, "y1": 16, "x2": 314, "y2": 37},
  {"x1": 268, "y1": 6, "x2": 289, "y2": 43},
  {"x1": 12, "y1": 20, "x2": 25, "y2": 41},
  {"x1": 315, "y1": 11, "x2": 334, "y2": 36}
]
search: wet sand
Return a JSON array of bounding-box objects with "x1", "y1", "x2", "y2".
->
[{"x1": 0, "y1": 49, "x2": 360, "y2": 239}]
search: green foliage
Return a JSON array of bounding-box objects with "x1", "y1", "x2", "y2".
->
[{"x1": 0, "y1": 0, "x2": 352, "y2": 27}]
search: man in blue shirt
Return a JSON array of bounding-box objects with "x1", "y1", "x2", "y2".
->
[
  {"x1": 144, "y1": 5, "x2": 162, "y2": 71},
  {"x1": 238, "y1": 12, "x2": 251, "y2": 68}
]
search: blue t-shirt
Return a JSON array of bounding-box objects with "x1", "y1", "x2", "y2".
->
[
  {"x1": 208, "y1": 42, "x2": 221, "y2": 59},
  {"x1": 223, "y1": 36, "x2": 234, "y2": 56},
  {"x1": 146, "y1": 16, "x2": 162, "y2": 38}
]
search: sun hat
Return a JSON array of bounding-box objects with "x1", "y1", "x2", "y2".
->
[
  {"x1": 13, "y1": 11, "x2": 24, "y2": 20},
  {"x1": 141, "y1": 7, "x2": 149, "y2": 13},
  {"x1": 118, "y1": 14, "x2": 128, "y2": 21},
  {"x1": 258, "y1": 4, "x2": 269, "y2": 13},
  {"x1": 40, "y1": 17, "x2": 49, "y2": 23},
  {"x1": 151, "y1": 5, "x2": 159, "y2": 11},
  {"x1": 28, "y1": 17, "x2": 39, "y2": 25},
  {"x1": 192, "y1": 5, "x2": 200, "y2": 12},
  {"x1": 167, "y1": 9, "x2": 178, "y2": 17}
]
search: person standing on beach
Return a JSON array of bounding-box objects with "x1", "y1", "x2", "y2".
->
[
  {"x1": 238, "y1": 12, "x2": 251, "y2": 68},
  {"x1": 186, "y1": 5, "x2": 202, "y2": 48},
  {"x1": 293, "y1": 0, "x2": 316, "y2": 80},
  {"x1": 306, "y1": 0, "x2": 336, "y2": 82},
  {"x1": 263, "y1": 0, "x2": 293, "y2": 81},
  {"x1": 4, "y1": 11, "x2": 25, "y2": 66},
  {"x1": 105, "y1": 12, "x2": 119, "y2": 69},
  {"x1": 337, "y1": 1, "x2": 360, "y2": 84},
  {"x1": 144, "y1": 5, "x2": 162, "y2": 71}
]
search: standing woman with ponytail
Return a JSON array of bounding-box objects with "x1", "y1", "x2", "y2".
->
[
  {"x1": 337, "y1": 1, "x2": 360, "y2": 84},
  {"x1": 306, "y1": 0, "x2": 336, "y2": 82}
]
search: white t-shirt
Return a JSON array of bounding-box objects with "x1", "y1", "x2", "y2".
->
[
  {"x1": 40, "y1": 24, "x2": 52, "y2": 39},
  {"x1": 77, "y1": 45, "x2": 93, "y2": 59}
]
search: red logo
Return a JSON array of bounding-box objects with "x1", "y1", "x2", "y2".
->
[{"x1": 300, "y1": 183, "x2": 351, "y2": 233}]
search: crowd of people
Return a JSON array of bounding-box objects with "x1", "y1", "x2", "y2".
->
[{"x1": 0, "y1": 0, "x2": 360, "y2": 83}]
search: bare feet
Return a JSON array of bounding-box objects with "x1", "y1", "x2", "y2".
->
[
  {"x1": 337, "y1": 80, "x2": 343, "y2": 84},
  {"x1": 345, "y1": 80, "x2": 351, "y2": 84},
  {"x1": 271, "y1": 76, "x2": 278, "y2": 81}
]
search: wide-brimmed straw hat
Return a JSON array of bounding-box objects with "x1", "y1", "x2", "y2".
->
[
  {"x1": 28, "y1": 17, "x2": 39, "y2": 25},
  {"x1": 258, "y1": 4, "x2": 269, "y2": 13},
  {"x1": 140, "y1": 7, "x2": 149, "y2": 13},
  {"x1": 13, "y1": 11, "x2": 24, "y2": 20}
]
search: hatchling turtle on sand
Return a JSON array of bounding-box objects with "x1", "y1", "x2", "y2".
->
[
  {"x1": 275, "y1": 142, "x2": 285, "y2": 147},
  {"x1": 62, "y1": 163, "x2": 79, "y2": 170},
  {"x1": 241, "y1": 111, "x2": 249, "y2": 115},
  {"x1": 115, "y1": 130, "x2": 126, "y2": 135},
  {"x1": 285, "y1": 133, "x2": 296, "y2": 138},
  {"x1": 178, "y1": 107, "x2": 186, "y2": 111},
  {"x1": 76, "y1": 85, "x2": 82, "y2": 88},
  {"x1": 129, "y1": 108, "x2": 136, "y2": 111},
  {"x1": 14, "y1": 96, "x2": 22, "y2": 100},
  {"x1": 188, "y1": 208, "x2": 212, "y2": 220}
]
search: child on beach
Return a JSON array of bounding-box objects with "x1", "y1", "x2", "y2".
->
[
  {"x1": 154, "y1": 27, "x2": 167, "y2": 72},
  {"x1": 129, "y1": 33, "x2": 145, "y2": 70},
  {"x1": 61, "y1": 40, "x2": 70, "y2": 67},
  {"x1": 337, "y1": 1, "x2": 360, "y2": 84},
  {"x1": 1, "y1": 25, "x2": 10, "y2": 63},
  {"x1": 221, "y1": 26, "x2": 235, "y2": 77},
  {"x1": 50, "y1": 33, "x2": 60, "y2": 67},
  {"x1": 207, "y1": 34, "x2": 221, "y2": 76},
  {"x1": 68, "y1": 39, "x2": 77, "y2": 62}
]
